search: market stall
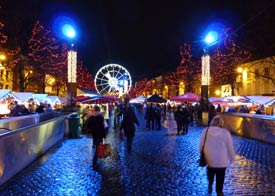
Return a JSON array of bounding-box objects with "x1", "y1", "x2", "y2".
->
[{"x1": 0, "y1": 90, "x2": 18, "y2": 117}]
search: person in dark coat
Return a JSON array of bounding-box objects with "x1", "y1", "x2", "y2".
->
[
  {"x1": 216, "y1": 104, "x2": 221, "y2": 112},
  {"x1": 182, "y1": 105, "x2": 189, "y2": 134},
  {"x1": 174, "y1": 106, "x2": 184, "y2": 135},
  {"x1": 120, "y1": 103, "x2": 139, "y2": 154},
  {"x1": 86, "y1": 105, "x2": 107, "y2": 168},
  {"x1": 10, "y1": 101, "x2": 24, "y2": 116},
  {"x1": 145, "y1": 103, "x2": 155, "y2": 130},
  {"x1": 208, "y1": 104, "x2": 217, "y2": 126},
  {"x1": 155, "y1": 104, "x2": 162, "y2": 130}
]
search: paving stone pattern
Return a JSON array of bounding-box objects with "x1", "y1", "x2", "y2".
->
[{"x1": 0, "y1": 111, "x2": 275, "y2": 196}]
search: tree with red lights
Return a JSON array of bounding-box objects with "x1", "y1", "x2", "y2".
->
[
  {"x1": 178, "y1": 43, "x2": 200, "y2": 92},
  {"x1": 28, "y1": 20, "x2": 60, "y2": 93},
  {"x1": 128, "y1": 77, "x2": 148, "y2": 98},
  {"x1": 211, "y1": 28, "x2": 251, "y2": 95},
  {"x1": 77, "y1": 61, "x2": 95, "y2": 90},
  {"x1": 165, "y1": 43, "x2": 200, "y2": 95},
  {"x1": 0, "y1": 21, "x2": 7, "y2": 46},
  {"x1": 0, "y1": 21, "x2": 34, "y2": 92},
  {"x1": 164, "y1": 70, "x2": 180, "y2": 90},
  {"x1": 48, "y1": 43, "x2": 68, "y2": 96}
]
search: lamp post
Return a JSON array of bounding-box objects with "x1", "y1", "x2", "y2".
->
[
  {"x1": 0, "y1": 54, "x2": 6, "y2": 68},
  {"x1": 62, "y1": 24, "x2": 77, "y2": 108},
  {"x1": 201, "y1": 30, "x2": 218, "y2": 125}
]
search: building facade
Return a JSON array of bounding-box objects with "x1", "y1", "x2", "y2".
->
[
  {"x1": 237, "y1": 56, "x2": 275, "y2": 96},
  {"x1": 145, "y1": 56, "x2": 275, "y2": 99}
]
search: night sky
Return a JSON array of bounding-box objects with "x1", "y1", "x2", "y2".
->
[{"x1": 1, "y1": 0, "x2": 275, "y2": 82}]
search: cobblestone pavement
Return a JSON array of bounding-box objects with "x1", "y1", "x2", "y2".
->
[{"x1": 1, "y1": 111, "x2": 275, "y2": 196}]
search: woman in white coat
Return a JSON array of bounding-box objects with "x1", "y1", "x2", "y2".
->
[{"x1": 199, "y1": 116, "x2": 235, "y2": 196}]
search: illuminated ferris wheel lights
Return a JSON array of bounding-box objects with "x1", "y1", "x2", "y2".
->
[{"x1": 95, "y1": 64, "x2": 132, "y2": 96}]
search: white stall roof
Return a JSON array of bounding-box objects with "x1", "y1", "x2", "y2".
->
[
  {"x1": 130, "y1": 95, "x2": 147, "y2": 104},
  {"x1": 246, "y1": 96, "x2": 275, "y2": 105},
  {"x1": 13, "y1": 92, "x2": 34, "y2": 102},
  {"x1": 44, "y1": 96, "x2": 61, "y2": 104},
  {"x1": 0, "y1": 89, "x2": 18, "y2": 101},
  {"x1": 33, "y1": 94, "x2": 48, "y2": 102}
]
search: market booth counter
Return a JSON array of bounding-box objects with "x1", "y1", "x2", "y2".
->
[{"x1": 218, "y1": 112, "x2": 275, "y2": 145}]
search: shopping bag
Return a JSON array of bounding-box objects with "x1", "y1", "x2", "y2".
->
[
  {"x1": 104, "y1": 143, "x2": 111, "y2": 157},
  {"x1": 199, "y1": 151, "x2": 207, "y2": 167},
  {"x1": 97, "y1": 143, "x2": 111, "y2": 158},
  {"x1": 97, "y1": 144, "x2": 105, "y2": 158}
]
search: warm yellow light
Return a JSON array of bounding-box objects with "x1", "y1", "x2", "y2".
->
[
  {"x1": 201, "y1": 55, "x2": 210, "y2": 85},
  {"x1": 49, "y1": 78, "x2": 55, "y2": 85},
  {"x1": 68, "y1": 50, "x2": 77, "y2": 83},
  {"x1": 165, "y1": 85, "x2": 168, "y2": 89},
  {"x1": 215, "y1": 90, "x2": 221, "y2": 96},
  {"x1": 237, "y1": 67, "x2": 243, "y2": 73},
  {"x1": 180, "y1": 82, "x2": 183, "y2": 85},
  {"x1": 0, "y1": 54, "x2": 6, "y2": 61}
]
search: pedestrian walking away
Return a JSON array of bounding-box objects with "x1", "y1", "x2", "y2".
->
[
  {"x1": 86, "y1": 105, "x2": 108, "y2": 168},
  {"x1": 120, "y1": 103, "x2": 139, "y2": 154},
  {"x1": 198, "y1": 116, "x2": 236, "y2": 196},
  {"x1": 145, "y1": 103, "x2": 155, "y2": 130},
  {"x1": 174, "y1": 105, "x2": 184, "y2": 135},
  {"x1": 155, "y1": 104, "x2": 162, "y2": 130},
  {"x1": 182, "y1": 105, "x2": 189, "y2": 134}
]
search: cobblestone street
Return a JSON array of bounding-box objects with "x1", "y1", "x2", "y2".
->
[{"x1": 0, "y1": 111, "x2": 275, "y2": 196}]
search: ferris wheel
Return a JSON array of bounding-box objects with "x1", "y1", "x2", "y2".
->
[{"x1": 94, "y1": 64, "x2": 132, "y2": 95}]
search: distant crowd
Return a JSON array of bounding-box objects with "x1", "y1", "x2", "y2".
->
[{"x1": 9, "y1": 101, "x2": 53, "y2": 117}]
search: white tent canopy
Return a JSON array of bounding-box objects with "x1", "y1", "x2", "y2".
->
[
  {"x1": 13, "y1": 92, "x2": 34, "y2": 103},
  {"x1": 129, "y1": 95, "x2": 147, "y2": 104},
  {"x1": 246, "y1": 96, "x2": 275, "y2": 105},
  {"x1": 32, "y1": 94, "x2": 48, "y2": 103},
  {"x1": 0, "y1": 90, "x2": 18, "y2": 101},
  {"x1": 44, "y1": 96, "x2": 61, "y2": 105}
]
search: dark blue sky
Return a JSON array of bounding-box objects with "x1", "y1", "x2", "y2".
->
[{"x1": 2, "y1": 0, "x2": 275, "y2": 82}]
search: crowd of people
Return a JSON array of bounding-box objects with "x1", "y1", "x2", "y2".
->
[
  {"x1": 8, "y1": 101, "x2": 53, "y2": 117},
  {"x1": 216, "y1": 103, "x2": 267, "y2": 115},
  {"x1": 79, "y1": 100, "x2": 236, "y2": 196}
]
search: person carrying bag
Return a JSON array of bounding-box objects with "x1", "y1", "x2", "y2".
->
[
  {"x1": 198, "y1": 116, "x2": 235, "y2": 196},
  {"x1": 199, "y1": 127, "x2": 209, "y2": 167},
  {"x1": 97, "y1": 138, "x2": 111, "y2": 158},
  {"x1": 86, "y1": 105, "x2": 109, "y2": 168}
]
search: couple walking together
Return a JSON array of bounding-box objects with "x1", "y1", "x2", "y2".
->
[
  {"x1": 174, "y1": 105, "x2": 189, "y2": 135},
  {"x1": 86, "y1": 103, "x2": 139, "y2": 168}
]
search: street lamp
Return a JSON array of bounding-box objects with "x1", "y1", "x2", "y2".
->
[
  {"x1": 201, "y1": 30, "x2": 218, "y2": 125},
  {"x1": 62, "y1": 24, "x2": 77, "y2": 108},
  {"x1": 0, "y1": 54, "x2": 6, "y2": 61},
  {"x1": 0, "y1": 54, "x2": 6, "y2": 69}
]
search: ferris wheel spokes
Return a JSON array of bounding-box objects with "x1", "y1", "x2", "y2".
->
[{"x1": 95, "y1": 64, "x2": 132, "y2": 95}]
